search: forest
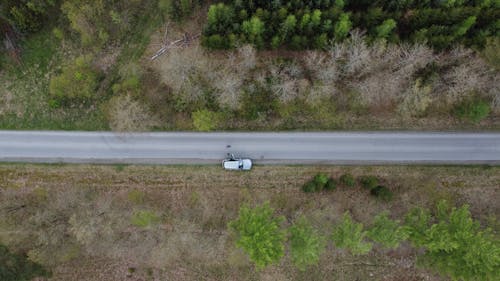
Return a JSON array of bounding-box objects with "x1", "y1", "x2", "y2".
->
[{"x1": 0, "y1": 0, "x2": 499, "y2": 131}]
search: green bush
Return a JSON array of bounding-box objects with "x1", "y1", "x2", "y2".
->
[
  {"x1": 49, "y1": 56, "x2": 100, "y2": 104},
  {"x1": 359, "y1": 175, "x2": 379, "y2": 190},
  {"x1": 370, "y1": 185, "x2": 393, "y2": 201},
  {"x1": 454, "y1": 97, "x2": 491, "y2": 123},
  {"x1": 339, "y1": 173, "x2": 355, "y2": 187},
  {"x1": 313, "y1": 173, "x2": 329, "y2": 188},
  {"x1": 302, "y1": 173, "x2": 330, "y2": 193},
  {"x1": 302, "y1": 181, "x2": 317, "y2": 193},
  {"x1": 324, "y1": 178, "x2": 337, "y2": 191},
  {"x1": 192, "y1": 109, "x2": 220, "y2": 131}
]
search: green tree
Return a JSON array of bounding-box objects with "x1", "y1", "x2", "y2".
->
[
  {"x1": 159, "y1": 0, "x2": 201, "y2": 21},
  {"x1": 228, "y1": 203, "x2": 286, "y2": 269},
  {"x1": 332, "y1": 212, "x2": 372, "y2": 255},
  {"x1": 1, "y1": 0, "x2": 56, "y2": 32},
  {"x1": 0, "y1": 244, "x2": 51, "y2": 281},
  {"x1": 241, "y1": 16, "x2": 265, "y2": 47},
  {"x1": 405, "y1": 201, "x2": 500, "y2": 281},
  {"x1": 375, "y1": 18, "x2": 397, "y2": 39},
  {"x1": 281, "y1": 14, "x2": 297, "y2": 41},
  {"x1": 453, "y1": 16, "x2": 476, "y2": 37},
  {"x1": 367, "y1": 211, "x2": 409, "y2": 248},
  {"x1": 289, "y1": 217, "x2": 326, "y2": 271},
  {"x1": 49, "y1": 55, "x2": 100, "y2": 104},
  {"x1": 205, "y1": 3, "x2": 234, "y2": 34},
  {"x1": 334, "y1": 13, "x2": 352, "y2": 41}
]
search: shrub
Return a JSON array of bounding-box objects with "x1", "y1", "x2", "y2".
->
[
  {"x1": 302, "y1": 181, "x2": 317, "y2": 193},
  {"x1": 302, "y1": 173, "x2": 330, "y2": 193},
  {"x1": 313, "y1": 173, "x2": 329, "y2": 189},
  {"x1": 370, "y1": 185, "x2": 393, "y2": 202},
  {"x1": 49, "y1": 56, "x2": 100, "y2": 104},
  {"x1": 192, "y1": 109, "x2": 221, "y2": 131},
  {"x1": 454, "y1": 97, "x2": 491, "y2": 123},
  {"x1": 324, "y1": 178, "x2": 337, "y2": 191},
  {"x1": 339, "y1": 173, "x2": 355, "y2": 187},
  {"x1": 359, "y1": 175, "x2": 379, "y2": 190},
  {"x1": 130, "y1": 210, "x2": 161, "y2": 227}
]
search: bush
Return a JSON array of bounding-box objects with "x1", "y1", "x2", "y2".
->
[
  {"x1": 359, "y1": 176, "x2": 379, "y2": 190},
  {"x1": 49, "y1": 56, "x2": 100, "y2": 104},
  {"x1": 302, "y1": 181, "x2": 317, "y2": 193},
  {"x1": 370, "y1": 185, "x2": 393, "y2": 202},
  {"x1": 454, "y1": 97, "x2": 491, "y2": 123},
  {"x1": 192, "y1": 109, "x2": 220, "y2": 131},
  {"x1": 313, "y1": 173, "x2": 329, "y2": 188},
  {"x1": 324, "y1": 178, "x2": 337, "y2": 191},
  {"x1": 302, "y1": 173, "x2": 330, "y2": 193},
  {"x1": 339, "y1": 173, "x2": 355, "y2": 187}
]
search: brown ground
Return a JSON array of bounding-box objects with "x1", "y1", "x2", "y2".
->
[{"x1": 0, "y1": 164, "x2": 498, "y2": 281}]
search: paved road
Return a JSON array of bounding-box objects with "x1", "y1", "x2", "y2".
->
[{"x1": 0, "y1": 131, "x2": 499, "y2": 164}]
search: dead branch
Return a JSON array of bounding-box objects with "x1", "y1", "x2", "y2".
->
[{"x1": 150, "y1": 23, "x2": 201, "y2": 61}]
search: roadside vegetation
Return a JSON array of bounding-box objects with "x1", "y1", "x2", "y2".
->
[
  {"x1": 0, "y1": 164, "x2": 499, "y2": 280},
  {"x1": 0, "y1": 1, "x2": 499, "y2": 130}
]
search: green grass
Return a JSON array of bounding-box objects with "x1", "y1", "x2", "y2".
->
[
  {"x1": 130, "y1": 210, "x2": 161, "y2": 227},
  {"x1": 0, "y1": 28, "x2": 109, "y2": 130}
]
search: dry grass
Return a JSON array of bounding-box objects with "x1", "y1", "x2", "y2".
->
[{"x1": 0, "y1": 164, "x2": 498, "y2": 281}]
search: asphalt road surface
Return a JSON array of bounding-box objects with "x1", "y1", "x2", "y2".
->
[{"x1": 0, "y1": 131, "x2": 499, "y2": 164}]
